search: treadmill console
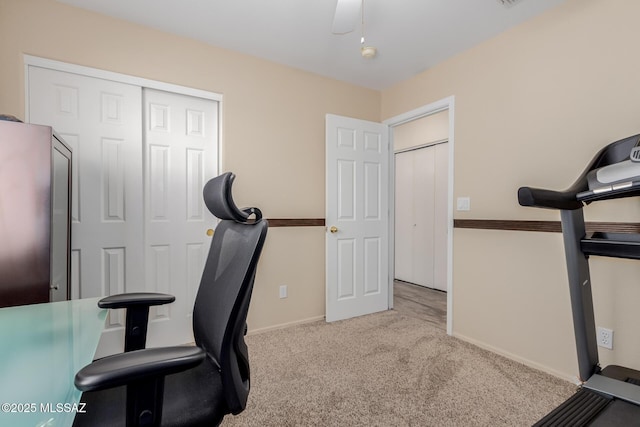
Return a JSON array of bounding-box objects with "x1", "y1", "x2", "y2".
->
[{"x1": 577, "y1": 136, "x2": 640, "y2": 202}]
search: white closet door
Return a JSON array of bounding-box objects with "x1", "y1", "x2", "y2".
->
[
  {"x1": 413, "y1": 147, "x2": 436, "y2": 288},
  {"x1": 28, "y1": 67, "x2": 145, "y2": 355},
  {"x1": 394, "y1": 143, "x2": 448, "y2": 291},
  {"x1": 394, "y1": 151, "x2": 414, "y2": 283},
  {"x1": 28, "y1": 67, "x2": 144, "y2": 298},
  {"x1": 28, "y1": 67, "x2": 218, "y2": 356},
  {"x1": 142, "y1": 88, "x2": 218, "y2": 347}
]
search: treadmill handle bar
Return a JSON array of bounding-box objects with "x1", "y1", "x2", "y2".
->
[{"x1": 517, "y1": 186, "x2": 583, "y2": 211}]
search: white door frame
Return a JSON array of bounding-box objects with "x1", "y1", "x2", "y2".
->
[{"x1": 383, "y1": 96, "x2": 455, "y2": 336}]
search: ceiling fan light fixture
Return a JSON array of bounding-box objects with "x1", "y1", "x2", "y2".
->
[{"x1": 361, "y1": 46, "x2": 377, "y2": 59}]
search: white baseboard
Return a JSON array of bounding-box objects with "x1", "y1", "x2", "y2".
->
[
  {"x1": 452, "y1": 332, "x2": 580, "y2": 385},
  {"x1": 248, "y1": 315, "x2": 326, "y2": 336}
]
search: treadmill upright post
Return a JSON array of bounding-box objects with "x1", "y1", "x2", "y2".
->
[{"x1": 560, "y1": 208, "x2": 599, "y2": 382}]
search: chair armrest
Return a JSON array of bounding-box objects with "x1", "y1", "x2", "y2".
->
[
  {"x1": 75, "y1": 346, "x2": 205, "y2": 392},
  {"x1": 98, "y1": 293, "x2": 177, "y2": 352},
  {"x1": 98, "y1": 292, "x2": 175, "y2": 309},
  {"x1": 517, "y1": 186, "x2": 583, "y2": 210}
]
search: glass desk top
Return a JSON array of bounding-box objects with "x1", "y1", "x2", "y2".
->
[{"x1": 0, "y1": 298, "x2": 106, "y2": 427}]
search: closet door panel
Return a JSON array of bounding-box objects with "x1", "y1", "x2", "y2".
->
[
  {"x1": 394, "y1": 151, "x2": 413, "y2": 283},
  {"x1": 142, "y1": 88, "x2": 218, "y2": 347},
  {"x1": 412, "y1": 147, "x2": 435, "y2": 288},
  {"x1": 28, "y1": 66, "x2": 144, "y2": 305}
]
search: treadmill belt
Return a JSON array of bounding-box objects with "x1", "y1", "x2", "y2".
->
[{"x1": 533, "y1": 388, "x2": 611, "y2": 427}]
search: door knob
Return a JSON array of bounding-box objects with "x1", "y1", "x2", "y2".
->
[
  {"x1": 329, "y1": 226, "x2": 338, "y2": 233},
  {"x1": 206, "y1": 228, "x2": 214, "y2": 236}
]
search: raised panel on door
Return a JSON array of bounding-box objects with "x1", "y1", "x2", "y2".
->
[
  {"x1": 143, "y1": 88, "x2": 218, "y2": 347},
  {"x1": 363, "y1": 237, "x2": 382, "y2": 295},
  {"x1": 337, "y1": 239, "x2": 356, "y2": 299},
  {"x1": 394, "y1": 151, "x2": 413, "y2": 283}
]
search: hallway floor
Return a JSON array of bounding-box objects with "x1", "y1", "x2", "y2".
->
[{"x1": 393, "y1": 280, "x2": 446, "y2": 330}]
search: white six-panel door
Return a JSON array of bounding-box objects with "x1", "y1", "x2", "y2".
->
[
  {"x1": 28, "y1": 67, "x2": 145, "y2": 356},
  {"x1": 326, "y1": 114, "x2": 389, "y2": 322},
  {"x1": 142, "y1": 88, "x2": 218, "y2": 347},
  {"x1": 28, "y1": 66, "x2": 218, "y2": 356}
]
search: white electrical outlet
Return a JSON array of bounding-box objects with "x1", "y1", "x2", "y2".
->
[
  {"x1": 279, "y1": 285, "x2": 288, "y2": 299},
  {"x1": 597, "y1": 326, "x2": 614, "y2": 350}
]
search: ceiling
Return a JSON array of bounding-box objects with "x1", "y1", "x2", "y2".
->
[{"x1": 56, "y1": 0, "x2": 567, "y2": 90}]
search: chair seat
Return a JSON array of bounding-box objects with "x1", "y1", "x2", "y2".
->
[{"x1": 73, "y1": 357, "x2": 227, "y2": 427}]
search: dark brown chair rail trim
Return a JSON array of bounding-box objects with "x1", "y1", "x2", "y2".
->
[
  {"x1": 264, "y1": 218, "x2": 640, "y2": 233},
  {"x1": 267, "y1": 218, "x2": 326, "y2": 227},
  {"x1": 453, "y1": 219, "x2": 640, "y2": 233}
]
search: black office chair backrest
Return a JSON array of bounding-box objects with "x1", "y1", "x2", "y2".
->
[{"x1": 193, "y1": 172, "x2": 268, "y2": 415}]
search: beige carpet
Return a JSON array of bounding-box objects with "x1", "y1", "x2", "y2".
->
[{"x1": 223, "y1": 310, "x2": 575, "y2": 426}]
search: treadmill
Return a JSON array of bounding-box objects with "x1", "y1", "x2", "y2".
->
[{"x1": 518, "y1": 134, "x2": 640, "y2": 426}]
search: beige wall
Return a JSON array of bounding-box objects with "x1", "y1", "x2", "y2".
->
[
  {"x1": 382, "y1": 0, "x2": 640, "y2": 380},
  {"x1": 0, "y1": 0, "x2": 380, "y2": 331},
  {"x1": 393, "y1": 110, "x2": 449, "y2": 152}
]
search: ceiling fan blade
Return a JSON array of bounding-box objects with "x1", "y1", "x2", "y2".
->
[{"x1": 332, "y1": 0, "x2": 361, "y2": 35}]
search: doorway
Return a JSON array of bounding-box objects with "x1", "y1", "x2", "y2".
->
[
  {"x1": 393, "y1": 280, "x2": 446, "y2": 330},
  {"x1": 384, "y1": 97, "x2": 455, "y2": 335},
  {"x1": 394, "y1": 141, "x2": 448, "y2": 292}
]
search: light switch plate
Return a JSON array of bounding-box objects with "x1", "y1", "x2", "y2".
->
[
  {"x1": 457, "y1": 197, "x2": 471, "y2": 211},
  {"x1": 279, "y1": 285, "x2": 288, "y2": 299}
]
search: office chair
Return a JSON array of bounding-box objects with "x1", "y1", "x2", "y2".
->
[{"x1": 72, "y1": 172, "x2": 268, "y2": 427}]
